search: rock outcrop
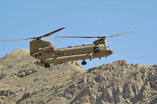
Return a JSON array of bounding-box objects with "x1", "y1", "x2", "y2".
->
[{"x1": 0, "y1": 49, "x2": 156, "y2": 104}]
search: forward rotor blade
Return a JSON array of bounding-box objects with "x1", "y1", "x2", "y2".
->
[
  {"x1": 55, "y1": 31, "x2": 134, "y2": 39},
  {"x1": 0, "y1": 38, "x2": 31, "y2": 42},
  {"x1": 55, "y1": 36, "x2": 98, "y2": 38},
  {"x1": 106, "y1": 31, "x2": 135, "y2": 38},
  {"x1": 39, "y1": 27, "x2": 65, "y2": 38}
]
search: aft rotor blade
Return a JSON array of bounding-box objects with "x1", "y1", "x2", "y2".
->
[
  {"x1": 106, "y1": 31, "x2": 135, "y2": 38},
  {"x1": 0, "y1": 38, "x2": 31, "y2": 42},
  {"x1": 39, "y1": 27, "x2": 65, "y2": 38}
]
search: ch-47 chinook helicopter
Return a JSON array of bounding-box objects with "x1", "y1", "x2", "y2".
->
[{"x1": 0, "y1": 27, "x2": 134, "y2": 68}]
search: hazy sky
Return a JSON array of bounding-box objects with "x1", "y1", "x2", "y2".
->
[{"x1": 0, "y1": 0, "x2": 157, "y2": 69}]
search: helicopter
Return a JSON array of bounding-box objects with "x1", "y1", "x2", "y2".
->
[{"x1": 0, "y1": 27, "x2": 134, "y2": 68}]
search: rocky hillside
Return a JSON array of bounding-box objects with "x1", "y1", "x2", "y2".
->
[{"x1": 0, "y1": 49, "x2": 156, "y2": 104}]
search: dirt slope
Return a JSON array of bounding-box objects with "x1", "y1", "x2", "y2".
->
[{"x1": 0, "y1": 49, "x2": 156, "y2": 104}]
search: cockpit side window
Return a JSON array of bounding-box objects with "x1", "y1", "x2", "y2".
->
[
  {"x1": 104, "y1": 45, "x2": 107, "y2": 49},
  {"x1": 94, "y1": 47, "x2": 99, "y2": 53}
]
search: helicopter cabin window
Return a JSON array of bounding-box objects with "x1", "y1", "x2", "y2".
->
[
  {"x1": 58, "y1": 53, "x2": 61, "y2": 56},
  {"x1": 62, "y1": 53, "x2": 66, "y2": 56},
  {"x1": 73, "y1": 51, "x2": 76, "y2": 54},
  {"x1": 84, "y1": 50, "x2": 87, "y2": 53},
  {"x1": 94, "y1": 47, "x2": 99, "y2": 53}
]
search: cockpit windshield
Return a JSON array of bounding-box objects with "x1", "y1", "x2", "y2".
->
[{"x1": 94, "y1": 47, "x2": 99, "y2": 53}]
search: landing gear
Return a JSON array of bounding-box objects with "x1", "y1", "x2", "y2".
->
[
  {"x1": 81, "y1": 60, "x2": 87, "y2": 65},
  {"x1": 44, "y1": 63, "x2": 50, "y2": 68}
]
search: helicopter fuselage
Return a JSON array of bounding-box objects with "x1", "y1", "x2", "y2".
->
[
  {"x1": 30, "y1": 39, "x2": 113, "y2": 67},
  {"x1": 0, "y1": 27, "x2": 133, "y2": 68}
]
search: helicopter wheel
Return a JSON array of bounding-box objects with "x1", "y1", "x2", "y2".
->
[
  {"x1": 44, "y1": 63, "x2": 50, "y2": 68},
  {"x1": 81, "y1": 60, "x2": 87, "y2": 65}
]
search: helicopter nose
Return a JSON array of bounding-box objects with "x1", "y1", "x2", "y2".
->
[{"x1": 108, "y1": 50, "x2": 113, "y2": 54}]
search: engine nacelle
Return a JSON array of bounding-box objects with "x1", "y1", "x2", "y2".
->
[{"x1": 30, "y1": 40, "x2": 53, "y2": 56}]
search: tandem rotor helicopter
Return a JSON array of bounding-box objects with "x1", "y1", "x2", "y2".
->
[{"x1": 0, "y1": 27, "x2": 134, "y2": 68}]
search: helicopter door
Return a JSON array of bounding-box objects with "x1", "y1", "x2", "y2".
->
[{"x1": 94, "y1": 47, "x2": 99, "y2": 53}]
